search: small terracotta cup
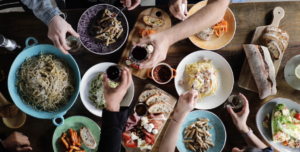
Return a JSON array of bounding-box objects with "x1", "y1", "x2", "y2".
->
[{"x1": 147, "y1": 63, "x2": 177, "y2": 85}]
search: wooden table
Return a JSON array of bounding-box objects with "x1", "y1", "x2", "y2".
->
[{"x1": 1, "y1": 1, "x2": 300, "y2": 152}]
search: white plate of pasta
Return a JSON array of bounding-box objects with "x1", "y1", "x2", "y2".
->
[{"x1": 174, "y1": 51, "x2": 234, "y2": 109}]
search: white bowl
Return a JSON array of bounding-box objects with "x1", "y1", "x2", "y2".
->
[
  {"x1": 80, "y1": 62, "x2": 134, "y2": 117},
  {"x1": 174, "y1": 51, "x2": 234, "y2": 109},
  {"x1": 284, "y1": 55, "x2": 300, "y2": 90}
]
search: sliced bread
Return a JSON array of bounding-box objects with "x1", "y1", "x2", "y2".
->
[
  {"x1": 80, "y1": 127, "x2": 97, "y2": 149},
  {"x1": 263, "y1": 33, "x2": 284, "y2": 52},
  {"x1": 143, "y1": 16, "x2": 165, "y2": 27},
  {"x1": 148, "y1": 102, "x2": 174, "y2": 114},
  {"x1": 267, "y1": 41, "x2": 281, "y2": 59},
  {"x1": 138, "y1": 89, "x2": 162, "y2": 102},
  {"x1": 146, "y1": 94, "x2": 171, "y2": 106},
  {"x1": 202, "y1": 27, "x2": 214, "y2": 35},
  {"x1": 266, "y1": 26, "x2": 282, "y2": 33},
  {"x1": 196, "y1": 31, "x2": 210, "y2": 41}
]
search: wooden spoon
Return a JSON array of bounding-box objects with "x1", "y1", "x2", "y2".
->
[
  {"x1": 0, "y1": 104, "x2": 19, "y2": 118},
  {"x1": 0, "y1": 92, "x2": 26, "y2": 128}
]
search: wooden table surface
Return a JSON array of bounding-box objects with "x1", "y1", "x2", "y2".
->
[{"x1": 1, "y1": 1, "x2": 300, "y2": 152}]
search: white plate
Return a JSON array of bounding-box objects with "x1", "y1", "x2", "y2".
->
[
  {"x1": 284, "y1": 55, "x2": 300, "y2": 90},
  {"x1": 256, "y1": 98, "x2": 300, "y2": 152},
  {"x1": 174, "y1": 51, "x2": 234, "y2": 109},
  {"x1": 80, "y1": 62, "x2": 134, "y2": 117}
]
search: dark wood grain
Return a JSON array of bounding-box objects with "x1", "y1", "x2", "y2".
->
[{"x1": 1, "y1": 2, "x2": 300, "y2": 152}]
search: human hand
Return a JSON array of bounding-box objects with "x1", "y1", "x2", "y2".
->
[
  {"x1": 120, "y1": 0, "x2": 141, "y2": 10},
  {"x1": 133, "y1": 33, "x2": 171, "y2": 68},
  {"x1": 103, "y1": 67, "x2": 132, "y2": 112},
  {"x1": 173, "y1": 90, "x2": 198, "y2": 123},
  {"x1": 48, "y1": 15, "x2": 79, "y2": 55},
  {"x1": 169, "y1": 0, "x2": 187, "y2": 20},
  {"x1": 227, "y1": 93, "x2": 250, "y2": 134},
  {"x1": 1, "y1": 132, "x2": 32, "y2": 152}
]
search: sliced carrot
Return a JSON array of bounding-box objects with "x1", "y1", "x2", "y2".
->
[
  {"x1": 139, "y1": 27, "x2": 143, "y2": 37},
  {"x1": 142, "y1": 28, "x2": 148, "y2": 38}
]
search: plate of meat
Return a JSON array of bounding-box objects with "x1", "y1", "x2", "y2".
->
[{"x1": 121, "y1": 84, "x2": 177, "y2": 151}]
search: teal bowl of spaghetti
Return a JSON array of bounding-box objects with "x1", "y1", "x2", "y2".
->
[{"x1": 7, "y1": 37, "x2": 81, "y2": 126}]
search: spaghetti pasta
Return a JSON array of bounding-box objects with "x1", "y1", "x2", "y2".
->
[{"x1": 16, "y1": 52, "x2": 75, "y2": 112}]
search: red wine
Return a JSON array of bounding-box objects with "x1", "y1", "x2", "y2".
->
[
  {"x1": 131, "y1": 46, "x2": 148, "y2": 61},
  {"x1": 106, "y1": 65, "x2": 121, "y2": 82}
]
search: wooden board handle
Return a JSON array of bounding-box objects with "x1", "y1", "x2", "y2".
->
[{"x1": 270, "y1": 7, "x2": 285, "y2": 27}]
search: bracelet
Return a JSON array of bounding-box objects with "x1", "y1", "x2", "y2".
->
[{"x1": 241, "y1": 127, "x2": 253, "y2": 138}]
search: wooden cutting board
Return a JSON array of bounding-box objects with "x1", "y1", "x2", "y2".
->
[
  {"x1": 122, "y1": 84, "x2": 177, "y2": 152},
  {"x1": 238, "y1": 7, "x2": 285, "y2": 92},
  {"x1": 118, "y1": 8, "x2": 171, "y2": 79}
]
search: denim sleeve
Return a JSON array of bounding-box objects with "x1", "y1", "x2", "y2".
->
[
  {"x1": 262, "y1": 147, "x2": 274, "y2": 152},
  {"x1": 20, "y1": 0, "x2": 66, "y2": 26}
]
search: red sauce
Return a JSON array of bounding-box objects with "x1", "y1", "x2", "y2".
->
[{"x1": 153, "y1": 65, "x2": 171, "y2": 82}]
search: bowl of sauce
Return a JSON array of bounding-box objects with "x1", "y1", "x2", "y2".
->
[
  {"x1": 134, "y1": 103, "x2": 148, "y2": 117},
  {"x1": 147, "y1": 63, "x2": 177, "y2": 84}
]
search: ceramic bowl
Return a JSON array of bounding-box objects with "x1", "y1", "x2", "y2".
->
[
  {"x1": 7, "y1": 37, "x2": 81, "y2": 126},
  {"x1": 80, "y1": 62, "x2": 134, "y2": 117},
  {"x1": 256, "y1": 98, "x2": 300, "y2": 152},
  {"x1": 174, "y1": 51, "x2": 234, "y2": 109},
  {"x1": 176, "y1": 110, "x2": 226, "y2": 152},
  {"x1": 77, "y1": 4, "x2": 129, "y2": 55},
  {"x1": 52, "y1": 116, "x2": 101, "y2": 152},
  {"x1": 188, "y1": 1, "x2": 236, "y2": 50}
]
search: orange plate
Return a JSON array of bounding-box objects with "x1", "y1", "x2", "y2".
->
[{"x1": 188, "y1": 1, "x2": 236, "y2": 50}]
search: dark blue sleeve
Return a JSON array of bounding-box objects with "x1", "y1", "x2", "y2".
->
[
  {"x1": 0, "y1": 134, "x2": 9, "y2": 152},
  {"x1": 98, "y1": 107, "x2": 129, "y2": 152},
  {"x1": 262, "y1": 147, "x2": 274, "y2": 152}
]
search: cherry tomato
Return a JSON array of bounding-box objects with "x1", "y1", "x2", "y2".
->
[{"x1": 295, "y1": 113, "x2": 300, "y2": 120}]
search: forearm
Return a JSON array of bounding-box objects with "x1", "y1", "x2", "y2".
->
[
  {"x1": 159, "y1": 111, "x2": 187, "y2": 152},
  {"x1": 165, "y1": 0, "x2": 230, "y2": 44},
  {"x1": 240, "y1": 127, "x2": 268, "y2": 149},
  {"x1": 20, "y1": 0, "x2": 65, "y2": 26},
  {"x1": 98, "y1": 108, "x2": 129, "y2": 152}
]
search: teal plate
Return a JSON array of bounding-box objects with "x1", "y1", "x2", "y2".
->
[
  {"x1": 52, "y1": 116, "x2": 101, "y2": 152},
  {"x1": 176, "y1": 110, "x2": 226, "y2": 152}
]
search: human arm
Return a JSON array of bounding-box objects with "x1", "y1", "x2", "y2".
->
[
  {"x1": 20, "y1": 0, "x2": 79, "y2": 54},
  {"x1": 120, "y1": 0, "x2": 141, "y2": 10},
  {"x1": 227, "y1": 93, "x2": 268, "y2": 149},
  {"x1": 0, "y1": 132, "x2": 32, "y2": 152},
  {"x1": 159, "y1": 90, "x2": 198, "y2": 152},
  {"x1": 98, "y1": 67, "x2": 132, "y2": 152},
  {"x1": 135, "y1": 0, "x2": 230, "y2": 68}
]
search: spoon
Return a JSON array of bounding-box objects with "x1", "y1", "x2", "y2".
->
[
  {"x1": 0, "y1": 104, "x2": 19, "y2": 118},
  {"x1": 110, "y1": 7, "x2": 127, "y2": 18}
]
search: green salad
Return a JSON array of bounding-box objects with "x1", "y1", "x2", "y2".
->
[
  {"x1": 89, "y1": 73, "x2": 119, "y2": 109},
  {"x1": 271, "y1": 103, "x2": 300, "y2": 148}
]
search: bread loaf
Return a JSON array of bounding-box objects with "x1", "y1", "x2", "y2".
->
[
  {"x1": 146, "y1": 94, "x2": 171, "y2": 106},
  {"x1": 148, "y1": 102, "x2": 173, "y2": 114},
  {"x1": 143, "y1": 16, "x2": 165, "y2": 27},
  {"x1": 80, "y1": 127, "x2": 97, "y2": 149},
  {"x1": 243, "y1": 44, "x2": 277, "y2": 99},
  {"x1": 138, "y1": 89, "x2": 162, "y2": 102}
]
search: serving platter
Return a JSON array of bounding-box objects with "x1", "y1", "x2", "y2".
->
[
  {"x1": 187, "y1": 1, "x2": 236, "y2": 50},
  {"x1": 52, "y1": 116, "x2": 101, "y2": 152},
  {"x1": 256, "y1": 98, "x2": 300, "y2": 152},
  {"x1": 80, "y1": 62, "x2": 134, "y2": 117},
  {"x1": 176, "y1": 110, "x2": 226, "y2": 152},
  {"x1": 118, "y1": 7, "x2": 171, "y2": 80},
  {"x1": 122, "y1": 83, "x2": 177, "y2": 152},
  {"x1": 238, "y1": 7, "x2": 285, "y2": 93},
  {"x1": 174, "y1": 51, "x2": 234, "y2": 110}
]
